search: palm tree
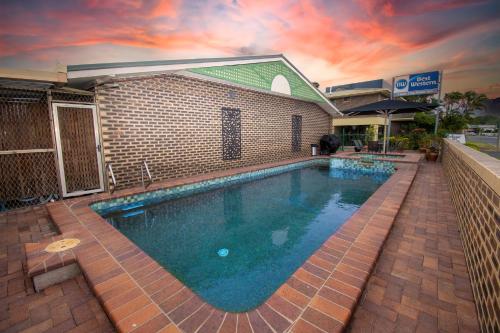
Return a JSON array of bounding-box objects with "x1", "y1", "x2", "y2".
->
[
  {"x1": 463, "y1": 91, "x2": 488, "y2": 116},
  {"x1": 444, "y1": 92, "x2": 464, "y2": 113}
]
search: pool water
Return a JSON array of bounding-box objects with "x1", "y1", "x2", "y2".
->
[{"x1": 103, "y1": 165, "x2": 389, "y2": 312}]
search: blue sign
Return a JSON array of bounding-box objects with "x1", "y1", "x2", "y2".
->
[
  {"x1": 393, "y1": 71, "x2": 440, "y2": 96},
  {"x1": 395, "y1": 79, "x2": 408, "y2": 89}
]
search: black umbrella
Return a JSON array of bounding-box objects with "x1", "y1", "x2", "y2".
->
[{"x1": 343, "y1": 100, "x2": 438, "y2": 152}]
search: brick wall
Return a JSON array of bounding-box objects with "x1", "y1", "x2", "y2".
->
[
  {"x1": 96, "y1": 74, "x2": 331, "y2": 189},
  {"x1": 442, "y1": 139, "x2": 500, "y2": 333}
]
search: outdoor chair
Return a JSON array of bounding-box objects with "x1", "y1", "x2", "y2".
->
[
  {"x1": 368, "y1": 141, "x2": 380, "y2": 152},
  {"x1": 353, "y1": 139, "x2": 363, "y2": 152}
]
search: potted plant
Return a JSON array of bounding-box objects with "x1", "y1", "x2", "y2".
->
[
  {"x1": 425, "y1": 135, "x2": 441, "y2": 161},
  {"x1": 426, "y1": 146, "x2": 439, "y2": 161},
  {"x1": 418, "y1": 134, "x2": 431, "y2": 153},
  {"x1": 409, "y1": 128, "x2": 427, "y2": 150}
]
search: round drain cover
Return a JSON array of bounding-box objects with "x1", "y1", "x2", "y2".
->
[{"x1": 45, "y1": 238, "x2": 80, "y2": 253}]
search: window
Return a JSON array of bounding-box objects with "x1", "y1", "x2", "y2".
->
[
  {"x1": 221, "y1": 108, "x2": 241, "y2": 160},
  {"x1": 292, "y1": 115, "x2": 302, "y2": 152}
]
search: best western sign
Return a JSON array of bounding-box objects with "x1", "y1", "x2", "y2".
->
[{"x1": 393, "y1": 71, "x2": 440, "y2": 97}]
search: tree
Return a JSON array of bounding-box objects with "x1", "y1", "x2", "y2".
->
[
  {"x1": 463, "y1": 91, "x2": 488, "y2": 116},
  {"x1": 404, "y1": 95, "x2": 438, "y2": 104},
  {"x1": 414, "y1": 112, "x2": 435, "y2": 132},
  {"x1": 440, "y1": 111, "x2": 469, "y2": 132},
  {"x1": 444, "y1": 92, "x2": 464, "y2": 113},
  {"x1": 443, "y1": 90, "x2": 488, "y2": 117}
]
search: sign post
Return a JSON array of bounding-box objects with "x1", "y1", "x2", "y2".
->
[{"x1": 497, "y1": 120, "x2": 500, "y2": 152}]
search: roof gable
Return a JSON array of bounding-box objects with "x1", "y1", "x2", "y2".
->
[
  {"x1": 67, "y1": 54, "x2": 341, "y2": 116},
  {"x1": 188, "y1": 61, "x2": 323, "y2": 103}
]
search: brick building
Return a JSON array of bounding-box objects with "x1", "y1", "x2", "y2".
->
[
  {"x1": 325, "y1": 79, "x2": 391, "y2": 112},
  {"x1": 324, "y1": 80, "x2": 416, "y2": 141},
  {"x1": 67, "y1": 55, "x2": 340, "y2": 190}
]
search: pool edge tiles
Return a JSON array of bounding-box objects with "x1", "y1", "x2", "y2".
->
[
  {"x1": 91, "y1": 157, "x2": 395, "y2": 216},
  {"x1": 100, "y1": 163, "x2": 391, "y2": 311},
  {"x1": 34, "y1": 158, "x2": 418, "y2": 332}
]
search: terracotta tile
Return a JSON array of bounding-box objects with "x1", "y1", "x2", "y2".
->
[
  {"x1": 257, "y1": 303, "x2": 291, "y2": 332},
  {"x1": 159, "y1": 288, "x2": 193, "y2": 314},
  {"x1": 276, "y1": 284, "x2": 310, "y2": 308},
  {"x1": 290, "y1": 319, "x2": 326, "y2": 333},
  {"x1": 301, "y1": 307, "x2": 343, "y2": 333},
  {"x1": 294, "y1": 267, "x2": 324, "y2": 288},
  {"x1": 103, "y1": 286, "x2": 143, "y2": 310},
  {"x1": 266, "y1": 294, "x2": 302, "y2": 322},
  {"x1": 151, "y1": 279, "x2": 184, "y2": 303},
  {"x1": 287, "y1": 276, "x2": 318, "y2": 297},
  {"x1": 218, "y1": 313, "x2": 236, "y2": 333},
  {"x1": 109, "y1": 294, "x2": 151, "y2": 324},
  {"x1": 168, "y1": 295, "x2": 204, "y2": 324},
  {"x1": 178, "y1": 303, "x2": 212, "y2": 333},
  {"x1": 197, "y1": 309, "x2": 225, "y2": 333},
  {"x1": 157, "y1": 323, "x2": 182, "y2": 333},
  {"x1": 325, "y1": 278, "x2": 361, "y2": 299},
  {"x1": 318, "y1": 287, "x2": 355, "y2": 310},
  {"x1": 131, "y1": 314, "x2": 170, "y2": 333},
  {"x1": 236, "y1": 313, "x2": 252, "y2": 333},
  {"x1": 117, "y1": 303, "x2": 161, "y2": 333},
  {"x1": 309, "y1": 295, "x2": 350, "y2": 324},
  {"x1": 247, "y1": 310, "x2": 273, "y2": 333}
]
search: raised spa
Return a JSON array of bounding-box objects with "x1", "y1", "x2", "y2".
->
[{"x1": 92, "y1": 159, "x2": 394, "y2": 312}]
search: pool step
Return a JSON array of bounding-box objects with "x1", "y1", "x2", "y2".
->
[{"x1": 25, "y1": 238, "x2": 80, "y2": 292}]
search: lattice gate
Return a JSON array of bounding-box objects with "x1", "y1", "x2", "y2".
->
[{"x1": 0, "y1": 86, "x2": 98, "y2": 211}]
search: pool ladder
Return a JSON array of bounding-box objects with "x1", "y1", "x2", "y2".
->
[
  {"x1": 106, "y1": 163, "x2": 117, "y2": 194},
  {"x1": 141, "y1": 160, "x2": 152, "y2": 188}
]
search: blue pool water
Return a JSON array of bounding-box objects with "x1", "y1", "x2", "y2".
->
[{"x1": 102, "y1": 164, "x2": 389, "y2": 312}]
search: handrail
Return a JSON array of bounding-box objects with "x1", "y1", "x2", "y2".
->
[
  {"x1": 141, "y1": 160, "x2": 152, "y2": 188},
  {"x1": 106, "y1": 163, "x2": 116, "y2": 194}
]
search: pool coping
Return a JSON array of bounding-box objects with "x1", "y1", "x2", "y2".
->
[
  {"x1": 24, "y1": 156, "x2": 419, "y2": 333},
  {"x1": 336, "y1": 151, "x2": 422, "y2": 164}
]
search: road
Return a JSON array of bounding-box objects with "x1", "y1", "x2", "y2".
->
[{"x1": 466, "y1": 135, "x2": 500, "y2": 159}]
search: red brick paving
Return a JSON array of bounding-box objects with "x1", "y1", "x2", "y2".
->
[
  {"x1": 26, "y1": 157, "x2": 417, "y2": 332},
  {"x1": 4, "y1": 157, "x2": 479, "y2": 333},
  {"x1": 0, "y1": 206, "x2": 114, "y2": 333},
  {"x1": 348, "y1": 162, "x2": 480, "y2": 332}
]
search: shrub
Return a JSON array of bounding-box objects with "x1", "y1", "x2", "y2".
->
[{"x1": 409, "y1": 128, "x2": 427, "y2": 150}]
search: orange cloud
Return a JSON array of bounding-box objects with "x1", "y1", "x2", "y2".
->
[
  {"x1": 150, "y1": 0, "x2": 180, "y2": 17},
  {"x1": 0, "y1": 0, "x2": 498, "y2": 97}
]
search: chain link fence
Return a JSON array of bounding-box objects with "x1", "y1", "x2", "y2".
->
[{"x1": 0, "y1": 86, "x2": 94, "y2": 211}]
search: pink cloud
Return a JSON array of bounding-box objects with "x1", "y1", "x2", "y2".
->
[{"x1": 0, "y1": 0, "x2": 498, "y2": 97}]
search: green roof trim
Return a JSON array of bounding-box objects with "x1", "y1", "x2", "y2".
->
[{"x1": 188, "y1": 61, "x2": 324, "y2": 103}]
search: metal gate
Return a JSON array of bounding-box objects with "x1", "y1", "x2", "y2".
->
[{"x1": 52, "y1": 103, "x2": 104, "y2": 197}]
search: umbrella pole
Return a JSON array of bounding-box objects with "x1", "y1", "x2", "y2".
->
[{"x1": 383, "y1": 112, "x2": 388, "y2": 153}]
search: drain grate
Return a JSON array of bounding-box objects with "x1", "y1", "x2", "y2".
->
[{"x1": 45, "y1": 238, "x2": 80, "y2": 253}]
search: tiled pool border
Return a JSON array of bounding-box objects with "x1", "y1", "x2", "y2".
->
[
  {"x1": 338, "y1": 151, "x2": 423, "y2": 164},
  {"x1": 25, "y1": 156, "x2": 419, "y2": 333},
  {"x1": 92, "y1": 157, "x2": 395, "y2": 216}
]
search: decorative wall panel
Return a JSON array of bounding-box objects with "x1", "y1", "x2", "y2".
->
[
  {"x1": 292, "y1": 115, "x2": 302, "y2": 152},
  {"x1": 222, "y1": 108, "x2": 241, "y2": 160}
]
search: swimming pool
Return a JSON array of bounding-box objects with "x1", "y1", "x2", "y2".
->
[{"x1": 93, "y1": 159, "x2": 392, "y2": 312}]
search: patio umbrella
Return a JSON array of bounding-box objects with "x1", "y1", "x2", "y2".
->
[{"x1": 343, "y1": 100, "x2": 438, "y2": 153}]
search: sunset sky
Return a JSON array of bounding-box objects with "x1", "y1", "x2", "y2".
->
[{"x1": 1, "y1": 0, "x2": 499, "y2": 97}]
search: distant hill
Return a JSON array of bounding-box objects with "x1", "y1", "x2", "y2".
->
[{"x1": 476, "y1": 98, "x2": 500, "y2": 117}]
